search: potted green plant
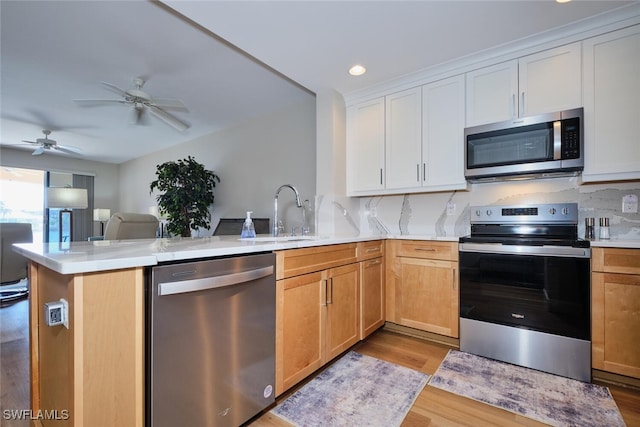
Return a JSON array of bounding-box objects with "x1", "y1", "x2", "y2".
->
[{"x1": 150, "y1": 156, "x2": 220, "y2": 237}]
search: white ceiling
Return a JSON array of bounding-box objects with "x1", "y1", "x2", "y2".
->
[{"x1": 1, "y1": 0, "x2": 634, "y2": 165}]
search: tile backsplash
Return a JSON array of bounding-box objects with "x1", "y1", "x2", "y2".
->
[{"x1": 338, "y1": 177, "x2": 640, "y2": 240}]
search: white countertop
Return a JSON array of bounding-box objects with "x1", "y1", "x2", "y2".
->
[
  {"x1": 588, "y1": 239, "x2": 640, "y2": 249},
  {"x1": 14, "y1": 233, "x2": 638, "y2": 275}
]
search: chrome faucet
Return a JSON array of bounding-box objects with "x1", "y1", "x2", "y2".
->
[{"x1": 274, "y1": 184, "x2": 302, "y2": 237}]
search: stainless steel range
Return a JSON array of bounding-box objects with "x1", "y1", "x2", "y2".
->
[{"x1": 459, "y1": 202, "x2": 591, "y2": 382}]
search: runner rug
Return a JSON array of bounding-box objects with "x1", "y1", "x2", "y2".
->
[
  {"x1": 271, "y1": 351, "x2": 429, "y2": 427},
  {"x1": 428, "y1": 349, "x2": 626, "y2": 427}
]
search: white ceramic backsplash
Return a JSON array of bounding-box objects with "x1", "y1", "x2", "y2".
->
[{"x1": 335, "y1": 177, "x2": 640, "y2": 240}]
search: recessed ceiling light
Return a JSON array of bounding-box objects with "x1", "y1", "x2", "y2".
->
[
  {"x1": 349, "y1": 65, "x2": 366, "y2": 76},
  {"x1": 556, "y1": 0, "x2": 571, "y2": 3}
]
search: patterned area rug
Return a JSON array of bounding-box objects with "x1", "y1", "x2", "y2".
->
[
  {"x1": 271, "y1": 351, "x2": 429, "y2": 427},
  {"x1": 429, "y1": 350, "x2": 626, "y2": 427}
]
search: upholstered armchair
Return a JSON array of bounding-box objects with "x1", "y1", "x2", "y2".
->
[
  {"x1": 0, "y1": 222, "x2": 33, "y2": 302},
  {"x1": 102, "y1": 212, "x2": 159, "y2": 240}
]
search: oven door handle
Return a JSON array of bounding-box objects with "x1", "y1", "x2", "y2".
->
[{"x1": 459, "y1": 242, "x2": 590, "y2": 258}]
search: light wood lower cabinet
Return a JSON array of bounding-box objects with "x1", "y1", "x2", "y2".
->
[
  {"x1": 386, "y1": 240, "x2": 459, "y2": 338},
  {"x1": 359, "y1": 240, "x2": 385, "y2": 339},
  {"x1": 28, "y1": 262, "x2": 145, "y2": 427},
  {"x1": 275, "y1": 244, "x2": 361, "y2": 395},
  {"x1": 592, "y1": 247, "x2": 640, "y2": 379}
]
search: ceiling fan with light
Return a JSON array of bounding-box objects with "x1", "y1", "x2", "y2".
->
[
  {"x1": 16, "y1": 130, "x2": 82, "y2": 156},
  {"x1": 74, "y1": 77, "x2": 190, "y2": 131}
]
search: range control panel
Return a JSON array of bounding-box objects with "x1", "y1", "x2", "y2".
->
[{"x1": 470, "y1": 203, "x2": 578, "y2": 225}]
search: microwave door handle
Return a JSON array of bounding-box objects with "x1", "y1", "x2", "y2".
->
[{"x1": 553, "y1": 120, "x2": 562, "y2": 160}]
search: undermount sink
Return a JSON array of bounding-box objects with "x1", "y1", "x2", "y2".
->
[{"x1": 240, "y1": 235, "x2": 325, "y2": 242}]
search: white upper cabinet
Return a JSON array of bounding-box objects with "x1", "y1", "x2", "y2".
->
[
  {"x1": 346, "y1": 97, "x2": 385, "y2": 195},
  {"x1": 346, "y1": 76, "x2": 467, "y2": 196},
  {"x1": 466, "y1": 42, "x2": 582, "y2": 126},
  {"x1": 385, "y1": 87, "x2": 422, "y2": 190},
  {"x1": 582, "y1": 25, "x2": 640, "y2": 182},
  {"x1": 466, "y1": 60, "x2": 518, "y2": 126},
  {"x1": 422, "y1": 75, "x2": 467, "y2": 190}
]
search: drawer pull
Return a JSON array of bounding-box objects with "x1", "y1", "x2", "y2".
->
[
  {"x1": 415, "y1": 247, "x2": 436, "y2": 252},
  {"x1": 365, "y1": 247, "x2": 380, "y2": 252},
  {"x1": 366, "y1": 259, "x2": 381, "y2": 266}
]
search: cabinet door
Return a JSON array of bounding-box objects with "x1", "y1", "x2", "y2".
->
[
  {"x1": 360, "y1": 257, "x2": 384, "y2": 339},
  {"x1": 325, "y1": 263, "x2": 361, "y2": 360},
  {"x1": 346, "y1": 97, "x2": 385, "y2": 194},
  {"x1": 385, "y1": 87, "x2": 422, "y2": 190},
  {"x1": 276, "y1": 271, "x2": 325, "y2": 395},
  {"x1": 466, "y1": 60, "x2": 518, "y2": 126},
  {"x1": 422, "y1": 75, "x2": 467, "y2": 190},
  {"x1": 582, "y1": 25, "x2": 640, "y2": 182},
  {"x1": 397, "y1": 257, "x2": 459, "y2": 338},
  {"x1": 519, "y1": 42, "x2": 582, "y2": 117},
  {"x1": 592, "y1": 272, "x2": 640, "y2": 379}
]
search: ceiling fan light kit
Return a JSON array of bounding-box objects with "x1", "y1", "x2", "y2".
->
[{"x1": 74, "y1": 77, "x2": 190, "y2": 131}]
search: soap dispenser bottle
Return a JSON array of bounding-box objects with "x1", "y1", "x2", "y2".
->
[{"x1": 241, "y1": 211, "x2": 256, "y2": 238}]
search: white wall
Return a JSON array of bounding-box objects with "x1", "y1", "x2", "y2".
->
[
  {"x1": 0, "y1": 147, "x2": 121, "y2": 235},
  {"x1": 118, "y1": 98, "x2": 316, "y2": 236}
]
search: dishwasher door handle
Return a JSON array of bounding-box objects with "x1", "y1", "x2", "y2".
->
[{"x1": 158, "y1": 265, "x2": 274, "y2": 296}]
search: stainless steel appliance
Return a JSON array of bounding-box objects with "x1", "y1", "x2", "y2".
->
[
  {"x1": 464, "y1": 108, "x2": 583, "y2": 181},
  {"x1": 459, "y1": 203, "x2": 591, "y2": 382},
  {"x1": 147, "y1": 253, "x2": 276, "y2": 427}
]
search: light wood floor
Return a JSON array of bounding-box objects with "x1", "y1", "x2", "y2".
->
[
  {"x1": 2, "y1": 299, "x2": 639, "y2": 427},
  {"x1": 252, "y1": 330, "x2": 640, "y2": 427}
]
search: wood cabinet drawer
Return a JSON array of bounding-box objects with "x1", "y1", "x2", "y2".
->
[
  {"x1": 276, "y1": 243, "x2": 358, "y2": 279},
  {"x1": 396, "y1": 240, "x2": 458, "y2": 261},
  {"x1": 592, "y1": 247, "x2": 640, "y2": 274},
  {"x1": 357, "y1": 240, "x2": 384, "y2": 261}
]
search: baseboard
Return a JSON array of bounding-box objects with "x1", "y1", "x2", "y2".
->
[
  {"x1": 592, "y1": 369, "x2": 640, "y2": 391},
  {"x1": 383, "y1": 322, "x2": 460, "y2": 348}
]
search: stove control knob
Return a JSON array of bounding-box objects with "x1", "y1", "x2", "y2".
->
[
  {"x1": 486, "y1": 209, "x2": 492, "y2": 216},
  {"x1": 548, "y1": 208, "x2": 556, "y2": 215},
  {"x1": 475, "y1": 209, "x2": 482, "y2": 217},
  {"x1": 561, "y1": 207, "x2": 570, "y2": 215}
]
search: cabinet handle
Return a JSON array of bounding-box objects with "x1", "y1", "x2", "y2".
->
[
  {"x1": 423, "y1": 163, "x2": 426, "y2": 182},
  {"x1": 366, "y1": 259, "x2": 381, "y2": 266},
  {"x1": 380, "y1": 168, "x2": 383, "y2": 185},
  {"x1": 365, "y1": 247, "x2": 380, "y2": 253},
  {"x1": 416, "y1": 164, "x2": 420, "y2": 182},
  {"x1": 511, "y1": 94, "x2": 516, "y2": 118},
  {"x1": 321, "y1": 279, "x2": 327, "y2": 307},
  {"x1": 415, "y1": 247, "x2": 436, "y2": 252},
  {"x1": 520, "y1": 92, "x2": 525, "y2": 116},
  {"x1": 327, "y1": 278, "x2": 333, "y2": 305}
]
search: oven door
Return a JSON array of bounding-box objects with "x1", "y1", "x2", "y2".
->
[{"x1": 459, "y1": 243, "x2": 591, "y2": 340}]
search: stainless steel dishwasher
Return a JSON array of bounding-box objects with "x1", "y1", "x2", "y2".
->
[{"x1": 147, "y1": 252, "x2": 275, "y2": 427}]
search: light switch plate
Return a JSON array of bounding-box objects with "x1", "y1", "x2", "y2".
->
[{"x1": 622, "y1": 195, "x2": 638, "y2": 213}]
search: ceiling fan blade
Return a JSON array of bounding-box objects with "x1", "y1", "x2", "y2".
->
[
  {"x1": 32, "y1": 147, "x2": 45, "y2": 156},
  {"x1": 100, "y1": 81, "x2": 129, "y2": 97},
  {"x1": 21, "y1": 139, "x2": 39, "y2": 145},
  {"x1": 54, "y1": 145, "x2": 82, "y2": 156},
  {"x1": 148, "y1": 105, "x2": 189, "y2": 131},
  {"x1": 74, "y1": 99, "x2": 128, "y2": 107},
  {"x1": 150, "y1": 98, "x2": 189, "y2": 112}
]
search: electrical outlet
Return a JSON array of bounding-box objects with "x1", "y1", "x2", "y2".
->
[
  {"x1": 623, "y1": 195, "x2": 638, "y2": 213},
  {"x1": 44, "y1": 299, "x2": 68, "y2": 328}
]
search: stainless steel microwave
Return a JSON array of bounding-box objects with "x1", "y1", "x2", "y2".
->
[{"x1": 464, "y1": 108, "x2": 583, "y2": 182}]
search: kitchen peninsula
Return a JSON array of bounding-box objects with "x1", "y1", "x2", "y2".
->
[
  {"x1": 14, "y1": 234, "x2": 397, "y2": 427},
  {"x1": 15, "y1": 235, "x2": 640, "y2": 426}
]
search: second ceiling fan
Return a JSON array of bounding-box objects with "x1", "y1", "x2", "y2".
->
[{"x1": 75, "y1": 77, "x2": 190, "y2": 131}]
